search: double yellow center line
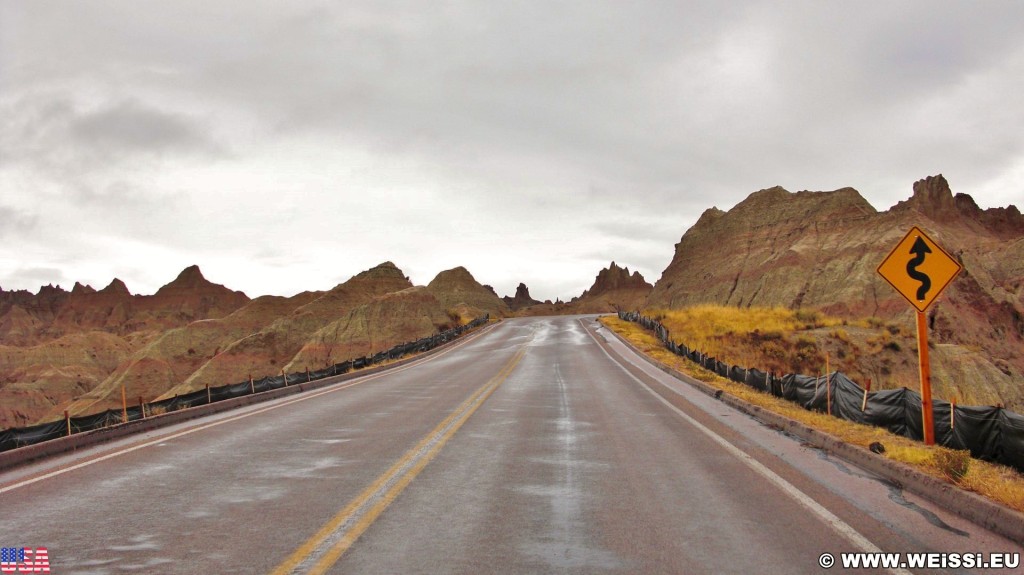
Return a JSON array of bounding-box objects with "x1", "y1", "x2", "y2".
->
[{"x1": 270, "y1": 346, "x2": 527, "y2": 575}]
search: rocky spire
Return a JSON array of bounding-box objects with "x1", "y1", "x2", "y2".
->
[{"x1": 502, "y1": 283, "x2": 542, "y2": 311}]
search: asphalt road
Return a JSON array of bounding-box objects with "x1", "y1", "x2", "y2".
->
[{"x1": 1, "y1": 316, "x2": 1021, "y2": 574}]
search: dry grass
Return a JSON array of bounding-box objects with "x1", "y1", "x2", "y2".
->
[
  {"x1": 601, "y1": 315, "x2": 1024, "y2": 513},
  {"x1": 642, "y1": 305, "x2": 935, "y2": 395},
  {"x1": 647, "y1": 305, "x2": 846, "y2": 375}
]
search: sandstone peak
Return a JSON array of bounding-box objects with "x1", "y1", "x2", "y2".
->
[
  {"x1": 353, "y1": 261, "x2": 408, "y2": 281},
  {"x1": 37, "y1": 284, "x2": 68, "y2": 298},
  {"x1": 892, "y1": 174, "x2": 1024, "y2": 238},
  {"x1": 322, "y1": 262, "x2": 413, "y2": 303},
  {"x1": 71, "y1": 282, "x2": 96, "y2": 295},
  {"x1": 646, "y1": 175, "x2": 1024, "y2": 402},
  {"x1": 427, "y1": 267, "x2": 509, "y2": 318},
  {"x1": 503, "y1": 283, "x2": 542, "y2": 311},
  {"x1": 692, "y1": 207, "x2": 726, "y2": 230},
  {"x1": 100, "y1": 278, "x2": 131, "y2": 297},
  {"x1": 748, "y1": 185, "x2": 790, "y2": 201},
  {"x1": 731, "y1": 185, "x2": 875, "y2": 220},
  {"x1": 164, "y1": 265, "x2": 207, "y2": 289},
  {"x1": 914, "y1": 173, "x2": 953, "y2": 204},
  {"x1": 430, "y1": 266, "x2": 474, "y2": 283},
  {"x1": 587, "y1": 262, "x2": 653, "y2": 296},
  {"x1": 153, "y1": 266, "x2": 210, "y2": 297},
  {"x1": 145, "y1": 265, "x2": 249, "y2": 325},
  {"x1": 570, "y1": 261, "x2": 654, "y2": 313},
  {"x1": 514, "y1": 283, "x2": 532, "y2": 299},
  {"x1": 153, "y1": 265, "x2": 248, "y2": 302},
  {"x1": 894, "y1": 174, "x2": 957, "y2": 216}
]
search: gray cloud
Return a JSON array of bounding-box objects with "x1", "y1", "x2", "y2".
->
[
  {"x1": 1, "y1": 1, "x2": 1022, "y2": 298},
  {"x1": 68, "y1": 98, "x2": 220, "y2": 157},
  {"x1": 0, "y1": 266, "x2": 68, "y2": 292},
  {"x1": 0, "y1": 206, "x2": 38, "y2": 238},
  {"x1": 0, "y1": 94, "x2": 223, "y2": 175}
]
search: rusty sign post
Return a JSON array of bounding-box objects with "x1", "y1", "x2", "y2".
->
[{"x1": 877, "y1": 226, "x2": 962, "y2": 445}]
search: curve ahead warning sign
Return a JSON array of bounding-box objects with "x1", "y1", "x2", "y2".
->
[{"x1": 877, "y1": 226, "x2": 962, "y2": 312}]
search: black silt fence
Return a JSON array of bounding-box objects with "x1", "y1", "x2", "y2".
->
[
  {"x1": 618, "y1": 310, "x2": 1024, "y2": 473},
  {"x1": 0, "y1": 315, "x2": 490, "y2": 454}
]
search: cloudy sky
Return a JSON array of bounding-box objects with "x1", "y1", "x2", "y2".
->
[{"x1": 2, "y1": 1, "x2": 1022, "y2": 301}]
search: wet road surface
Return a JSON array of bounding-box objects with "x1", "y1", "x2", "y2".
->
[{"x1": 1, "y1": 316, "x2": 1020, "y2": 574}]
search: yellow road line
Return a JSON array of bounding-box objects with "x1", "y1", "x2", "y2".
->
[{"x1": 270, "y1": 346, "x2": 526, "y2": 575}]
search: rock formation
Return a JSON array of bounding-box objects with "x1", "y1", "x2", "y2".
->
[
  {"x1": 426, "y1": 267, "x2": 510, "y2": 319},
  {"x1": 502, "y1": 283, "x2": 542, "y2": 311},
  {"x1": 647, "y1": 174, "x2": 1023, "y2": 406},
  {"x1": 571, "y1": 262, "x2": 653, "y2": 313},
  {"x1": 1, "y1": 262, "x2": 496, "y2": 427},
  {"x1": 1, "y1": 265, "x2": 249, "y2": 344}
]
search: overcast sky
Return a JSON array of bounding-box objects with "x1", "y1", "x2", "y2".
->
[{"x1": 2, "y1": 1, "x2": 1022, "y2": 302}]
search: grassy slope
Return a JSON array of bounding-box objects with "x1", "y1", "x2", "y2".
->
[
  {"x1": 600, "y1": 315, "x2": 1024, "y2": 513},
  {"x1": 646, "y1": 305, "x2": 1019, "y2": 410}
]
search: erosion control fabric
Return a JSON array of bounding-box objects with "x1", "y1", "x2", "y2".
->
[
  {"x1": 0, "y1": 316, "x2": 489, "y2": 453},
  {"x1": 619, "y1": 311, "x2": 1024, "y2": 473}
]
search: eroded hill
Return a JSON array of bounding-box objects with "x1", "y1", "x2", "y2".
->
[
  {"x1": 0, "y1": 263, "x2": 496, "y2": 427},
  {"x1": 646, "y1": 175, "x2": 1023, "y2": 408}
]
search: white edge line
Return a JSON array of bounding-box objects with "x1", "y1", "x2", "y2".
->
[
  {"x1": 0, "y1": 323, "x2": 497, "y2": 496},
  {"x1": 579, "y1": 319, "x2": 913, "y2": 575}
]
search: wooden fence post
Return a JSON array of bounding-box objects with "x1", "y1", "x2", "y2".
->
[{"x1": 826, "y1": 353, "x2": 831, "y2": 417}]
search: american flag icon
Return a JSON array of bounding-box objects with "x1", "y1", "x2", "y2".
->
[{"x1": 0, "y1": 547, "x2": 50, "y2": 573}]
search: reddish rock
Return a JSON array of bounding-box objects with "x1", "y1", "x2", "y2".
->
[
  {"x1": 646, "y1": 174, "x2": 1023, "y2": 401},
  {"x1": 503, "y1": 283, "x2": 542, "y2": 311},
  {"x1": 427, "y1": 267, "x2": 509, "y2": 318},
  {"x1": 572, "y1": 262, "x2": 653, "y2": 313}
]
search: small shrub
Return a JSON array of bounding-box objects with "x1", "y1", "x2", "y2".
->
[
  {"x1": 934, "y1": 449, "x2": 971, "y2": 483},
  {"x1": 795, "y1": 335, "x2": 817, "y2": 348},
  {"x1": 752, "y1": 329, "x2": 784, "y2": 342},
  {"x1": 795, "y1": 309, "x2": 822, "y2": 328},
  {"x1": 760, "y1": 341, "x2": 787, "y2": 363},
  {"x1": 446, "y1": 309, "x2": 462, "y2": 325}
]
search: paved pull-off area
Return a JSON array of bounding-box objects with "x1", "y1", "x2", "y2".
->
[{"x1": 2, "y1": 316, "x2": 1021, "y2": 574}]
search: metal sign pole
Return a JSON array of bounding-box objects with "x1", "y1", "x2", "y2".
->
[{"x1": 916, "y1": 310, "x2": 935, "y2": 445}]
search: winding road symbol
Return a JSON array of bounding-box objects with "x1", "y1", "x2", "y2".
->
[
  {"x1": 906, "y1": 236, "x2": 932, "y2": 301},
  {"x1": 877, "y1": 226, "x2": 962, "y2": 313}
]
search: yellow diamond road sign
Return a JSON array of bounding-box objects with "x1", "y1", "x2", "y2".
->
[{"x1": 877, "y1": 226, "x2": 962, "y2": 312}]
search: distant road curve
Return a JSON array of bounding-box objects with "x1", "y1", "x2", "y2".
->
[{"x1": 1, "y1": 315, "x2": 1019, "y2": 574}]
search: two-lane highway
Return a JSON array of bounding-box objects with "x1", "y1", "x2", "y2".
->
[{"x1": 1, "y1": 316, "x2": 1020, "y2": 574}]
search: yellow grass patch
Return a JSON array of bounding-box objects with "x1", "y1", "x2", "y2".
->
[
  {"x1": 600, "y1": 315, "x2": 1024, "y2": 514},
  {"x1": 646, "y1": 305, "x2": 847, "y2": 375}
]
